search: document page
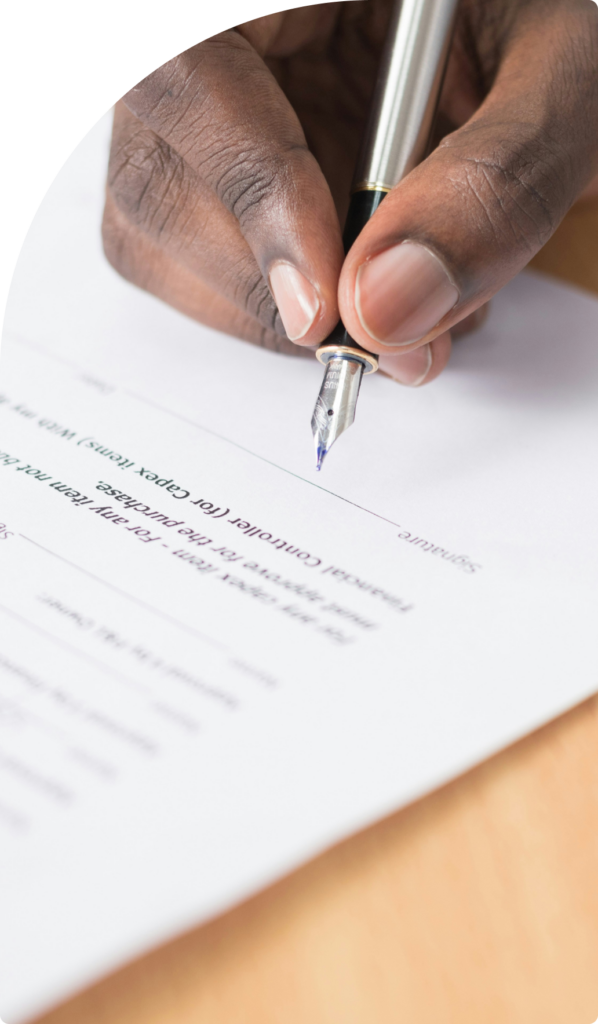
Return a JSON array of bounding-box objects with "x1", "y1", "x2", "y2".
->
[{"x1": 2, "y1": 115, "x2": 598, "y2": 1022}]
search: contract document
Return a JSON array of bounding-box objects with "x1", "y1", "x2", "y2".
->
[{"x1": 2, "y1": 115, "x2": 598, "y2": 1022}]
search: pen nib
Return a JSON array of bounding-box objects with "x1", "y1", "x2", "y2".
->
[
  {"x1": 311, "y1": 355, "x2": 364, "y2": 470},
  {"x1": 316, "y1": 446, "x2": 327, "y2": 471}
]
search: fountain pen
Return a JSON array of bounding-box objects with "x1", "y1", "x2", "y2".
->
[{"x1": 311, "y1": 0, "x2": 458, "y2": 470}]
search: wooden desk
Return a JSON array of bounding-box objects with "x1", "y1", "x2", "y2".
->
[{"x1": 35, "y1": 201, "x2": 598, "y2": 1024}]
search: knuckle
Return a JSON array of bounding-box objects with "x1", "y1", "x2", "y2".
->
[
  {"x1": 224, "y1": 162, "x2": 280, "y2": 224},
  {"x1": 125, "y1": 32, "x2": 309, "y2": 231},
  {"x1": 205, "y1": 143, "x2": 292, "y2": 226},
  {"x1": 108, "y1": 125, "x2": 189, "y2": 241}
]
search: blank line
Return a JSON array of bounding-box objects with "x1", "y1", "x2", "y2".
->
[
  {"x1": 18, "y1": 534, "x2": 229, "y2": 654},
  {"x1": 7, "y1": 332, "x2": 402, "y2": 530},
  {"x1": 123, "y1": 387, "x2": 403, "y2": 529},
  {"x1": 5, "y1": 333, "x2": 94, "y2": 375}
]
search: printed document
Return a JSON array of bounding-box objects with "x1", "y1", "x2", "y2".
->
[{"x1": 1, "y1": 116, "x2": 598, "y2": 1022}]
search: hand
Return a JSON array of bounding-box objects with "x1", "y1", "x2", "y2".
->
[{"x1": 103, "y1": 0, "x2": 598, "y2": 386}]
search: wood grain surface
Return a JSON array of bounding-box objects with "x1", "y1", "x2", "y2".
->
[{"x1": 33, "y1": 199, "x2": 598, "y2": 1024}]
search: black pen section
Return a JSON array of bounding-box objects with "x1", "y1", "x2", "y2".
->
[
  {"x1": 343, "y1": 188, "x2": 389, "y2": 252},
  {"x1": 321, "y1": 189, "x2": 389, "y2": 355}
]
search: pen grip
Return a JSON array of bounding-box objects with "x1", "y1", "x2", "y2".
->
[
  {"x1": 319, "y1": 188, "x2": 389, "y2": 361},
  {"x1": 343, "y1": 188, "x2": 389, "y2": 254}
]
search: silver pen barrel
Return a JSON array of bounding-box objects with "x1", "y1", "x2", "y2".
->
[
  {"x1": 311, "y1": 0, "x2": 458, "y2": 470},
  {"x1": 353, "y1": 0, "x2": 459, "y2": 193}
]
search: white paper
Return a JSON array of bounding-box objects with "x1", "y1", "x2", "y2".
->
[{"x1": 1, "y1": 115, "x2": 598, "y2": 1023}]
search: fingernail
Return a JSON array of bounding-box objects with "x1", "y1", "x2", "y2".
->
[
  {"x1": 269, "y1": 262, "x2": 320, "y2": 341},
  {"x1": 378, "y1": 343, "x2": 432, "y2": 386},
  {"x1": 355, "y1": 241, "x2": 458, "y2": 347}
]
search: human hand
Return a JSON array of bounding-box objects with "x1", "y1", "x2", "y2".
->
[{"x1": 103, "y1": 0, "x2": 598, "y2": 386}]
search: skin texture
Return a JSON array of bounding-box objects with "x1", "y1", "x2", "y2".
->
[{"x1": 103, "y1": 0, "x2": 598, "y2": 386}]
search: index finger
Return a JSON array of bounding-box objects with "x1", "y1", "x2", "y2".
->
[{"x1": 123, "y1": 31, "x2": 344, "y2": 347}]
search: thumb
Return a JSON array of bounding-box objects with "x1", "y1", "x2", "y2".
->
[{"x1": 338, "y1": 0, "x2": 598, "y2": 360}]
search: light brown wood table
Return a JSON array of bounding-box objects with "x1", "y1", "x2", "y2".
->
[{"x1": 34, "y1": 200, "x2": 598, "y2": 1024}]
